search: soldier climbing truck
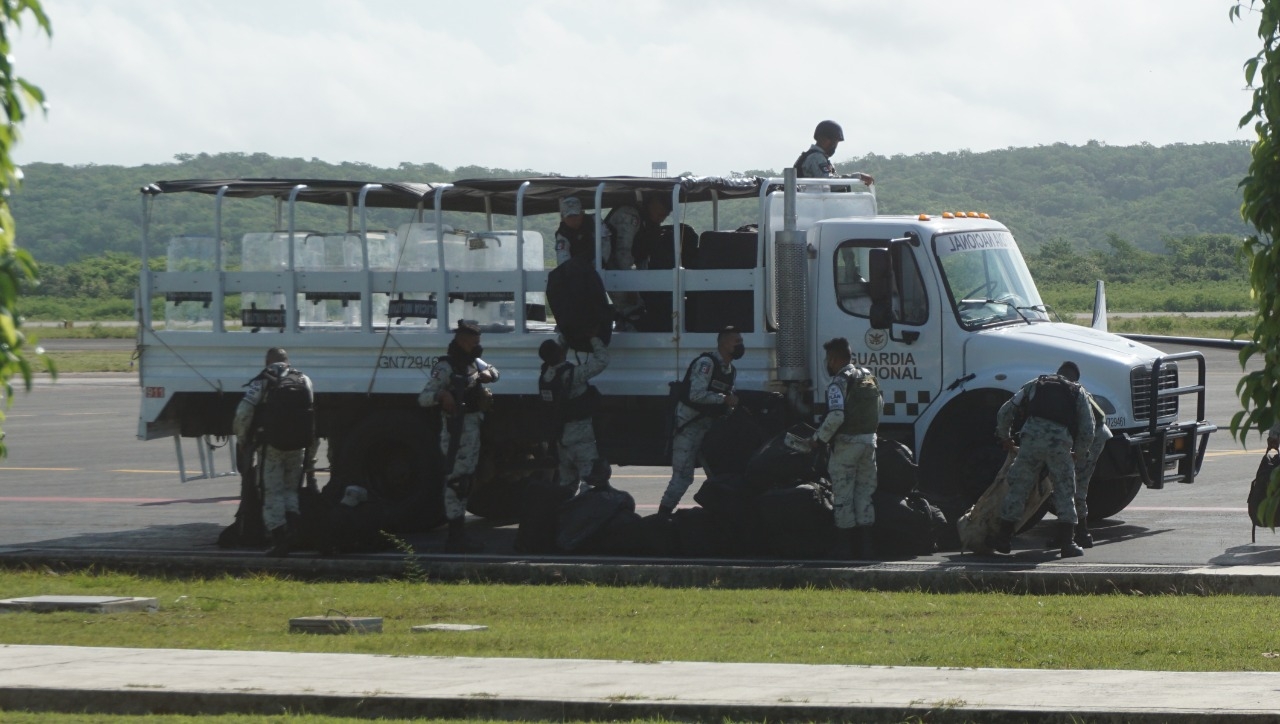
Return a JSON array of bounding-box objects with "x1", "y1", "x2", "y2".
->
[{"x1": 135, "y1": 172, "x2": 1216, "y2": 531}]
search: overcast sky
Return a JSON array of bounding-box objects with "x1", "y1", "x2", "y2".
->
[{"x1": 9, "y1": 0, "x2": 1261, "y2": 176}]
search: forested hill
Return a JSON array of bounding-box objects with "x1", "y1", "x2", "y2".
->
[{"x1": 10, "y1": 141, "x2": 1251, "y2": 265}]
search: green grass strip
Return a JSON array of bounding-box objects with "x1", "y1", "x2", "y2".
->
[{"x1": 2, "y1": 569, "x2": 1279, "y2": 672}]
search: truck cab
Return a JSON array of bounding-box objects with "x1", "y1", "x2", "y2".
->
[{"x1": 808, "y1": 214, "x2": 1214, "y2": 519}]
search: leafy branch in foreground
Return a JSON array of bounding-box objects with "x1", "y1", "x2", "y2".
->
[
  {"x1": 1231, "y1": 1, "x2": 1280, "y2": 449},
  {"x1": 0, "y1": 0, "x2": 53, "y2": 457}
]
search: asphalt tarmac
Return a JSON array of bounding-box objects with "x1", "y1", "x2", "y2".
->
[{"x1": 0, "y1": 343, "x2": 1274, "y2": 568}]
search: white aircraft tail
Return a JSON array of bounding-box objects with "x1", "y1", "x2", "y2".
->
[{"x1": 1090, "y1": 280, "x2": 1108, "y2": 332}]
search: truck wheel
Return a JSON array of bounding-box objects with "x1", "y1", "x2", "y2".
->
[
  {"x1": 334, "y1": 410, "x2": 444, "y2": 531},
  {"x1": 918, "y1": 394, "x2": 1009, "y2": 523},
  {"x1": 1084, "y1": 475, "x2": 1142, "y2": 521}
]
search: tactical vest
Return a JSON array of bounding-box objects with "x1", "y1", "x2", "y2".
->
[
  {"x1": 793, "y1": 147, "x2": 831, "y2": 176},
  {"x1": 446, "y1": 354, "x2": 492, "y2": 413},
  {"x1": 835, "y1": 366, "x2": 881, "y2": 435},
  {"x1": 1025, "y1": 374, "x2": 1080, "y2": 431},
  {"x1": 680, "y1": 352, "x2": 736, "y2": 417},
  {"x1": 248, "y1": 366, "x2": 314, "y2": 452},
  {"x1": 539, "y1": 363, "x2": 598, "y2": 422}
]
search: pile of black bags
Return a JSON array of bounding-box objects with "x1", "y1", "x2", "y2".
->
[{"x1": 514, "y1": 418, "x2": 955, "y2": 560}]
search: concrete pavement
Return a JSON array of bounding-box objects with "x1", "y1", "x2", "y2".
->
[{"x1": 1, "y1": 644, "x2": 1277, "y2": 722}]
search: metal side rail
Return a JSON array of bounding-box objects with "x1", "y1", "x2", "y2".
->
[
  {"x1": 174, "y1": 434, "x2": 239, "y2": 483},
  {"x1": 1124, "y1": 351, "x2": 1217, "y2": 489}
]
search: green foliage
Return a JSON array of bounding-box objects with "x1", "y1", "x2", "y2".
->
[
  {"x1": 0, "y1": 0, "x2": 50, "y2": 458},
  {"x1": 1232, "y1": 1, "x2": 1280, "y2": 452},
  {"x1": 7, "y1": 142, "x2": 1254, "y2": 266},
  {"x1": 1027, "y1": 232, "x2": 1252, "y2": 313},
  {"x1": 831, "y1": 140, "x2": 1252, "y2": 254}
]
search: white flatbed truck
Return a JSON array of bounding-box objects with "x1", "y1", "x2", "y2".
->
[{"x1": 135, "y1": 173, "x2": 1215, "y2": 529}]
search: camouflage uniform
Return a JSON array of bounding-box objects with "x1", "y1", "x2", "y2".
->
[
  {"x1": 604, "y1": 205, "x2": 646, "y2": 271},
  {"x1": 796, "y1": 144, "x2": 836, "y2": 177},
  {"x1": 554, "y1": 216, "x2": 611, "y2": 267},
  {"x1": 602, "y1": 205, "x2": 651, "y2": 326},
  {"x1": 661, "y1": 350, "x2": 735, "y2": 511},
  {"x1": 814, "y1": 364, "x2": 880, "y2": 528},
  {"x1": 1073, "y1": 391, "x2": 1113, "y2": 519},
  {"x1": 232, "y1": 361, "x2": 315, "y2": 532},
  {"x1": 419, "y1": 355, "x2": 499, "y2": 521},
  {"x1": 996, "y1": 377, "x2": 1095, "y2": 526},
  {"x1": 542, "y1": 338, "x2": 610, "y2": 493}
]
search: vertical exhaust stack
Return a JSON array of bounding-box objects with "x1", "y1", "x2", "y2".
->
[{"x1": 775, "y1": 169, "x2": 808, "y2": 384}]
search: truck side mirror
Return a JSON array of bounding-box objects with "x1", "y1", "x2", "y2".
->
[{"x1": 868, "y1": 248, "x2": 894, "y2": 330}]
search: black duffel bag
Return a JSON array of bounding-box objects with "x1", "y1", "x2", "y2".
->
[
  {"x1": 743, "y1": 424, "x2": 825, "y2": 495},
  {"x1": 754, "y1": 482, "x2": 837, "y2": 558}
]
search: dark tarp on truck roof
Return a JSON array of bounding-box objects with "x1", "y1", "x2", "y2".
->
[
  {"x1": 439, "y1": 176, "x2": 766, "y2": 215},
  {"x1": 140, "y1": 179, "x2": 440, "y2": 209},
  {"x1": 141, "y1": 176, "x2": 768, "y2": 215}
]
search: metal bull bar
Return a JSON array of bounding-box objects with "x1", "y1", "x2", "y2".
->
[{"x1": 1124, "y1": 351, "x2": 1218, "y2": 488}]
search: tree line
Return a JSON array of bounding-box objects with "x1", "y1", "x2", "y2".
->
[{"x1": 10, "y1": 142, "x2": 1254, "y2": 317}]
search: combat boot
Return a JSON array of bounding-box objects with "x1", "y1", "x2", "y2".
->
[
  {"x1": 987, "y1": 519, "x2": 1016, "y2": 554},
  {"x1": 1057, "y1": 522, "x2": 1085, "y2": 559},
  {"x1": 831, "y1": 527, "x2": 859, "y2": 560},
  {"x1": 444, "y1": 517, "x2": 482, "y2": 554},
  {"x1": 584, "y1": 458, "x2": 612, "y2": 489},
  {"x1": 266, "y1": 525, "x2": 291, "y2": 558},
  {"x1": 858, "y1": 526, "x2": 877, "y2": 560},
  {"x1": 1074, "y1": 515, "x2": 1093, "y2": 549}
]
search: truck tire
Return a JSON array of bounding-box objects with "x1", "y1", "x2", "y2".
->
[
  {"x1": 1084, "y1": 475, "x2": 1143, "y2": 521},
  {"x1": 333, "y1": 410, "x2": 445, "y2": 532},
  {"x1": 918, "y1": 393, "x2": 1009, "y2": 523}
]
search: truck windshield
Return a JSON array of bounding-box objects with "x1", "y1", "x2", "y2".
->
[{"x1": 935, "y1": 230, "x2": 1049, "y2": 329}]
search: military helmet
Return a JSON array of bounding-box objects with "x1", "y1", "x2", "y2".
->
[{"x1": 814, "y1": 120, "x2": 844, "y2": 142}]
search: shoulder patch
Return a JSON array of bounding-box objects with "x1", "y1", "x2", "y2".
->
[
  {"x1": 695, "y1": 358, "x2": 713, "y2": 374},
  {"x1": 826, "y1": 382, "x2": 846, "y2": 410}
]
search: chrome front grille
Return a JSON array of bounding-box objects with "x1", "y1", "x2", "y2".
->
[{"x1": 1131, "y1": 362, "x2": 1179, "y2": 422}]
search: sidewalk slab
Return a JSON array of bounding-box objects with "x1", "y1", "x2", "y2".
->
[{"x1": 0, "y1": 644, "x2": 1277, "y2": 722}]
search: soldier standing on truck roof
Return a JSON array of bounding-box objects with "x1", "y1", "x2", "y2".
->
[
  {"x1": 988, "y1": 360, "x2": 1095, "y2": 559},
  {"x1": 554, "y1": 196, "x2": 611, "y2": 267},
  {"x1": 793, "y1": 120, "x2": 874, "y2": 185},
  {"x1": 418, "y1": 321, "x2": 499, "y2": 553},
  {"x1": 1071, "y1": 378, "x2": 1112, "y2": 550},
  {"x1": 659, "y1": 327, "x2": 744, "y2": 518},
  {"x1": 232, "y1": 347, "x2": 316, "y2": 558},
  {"x1": 803, "y1": 337, "x2": 882, "y2": 559},
  {"x1": 539, "y1": 336, "x2": 611, "y2": 494}
]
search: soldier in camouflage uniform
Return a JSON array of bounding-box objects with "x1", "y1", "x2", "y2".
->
[
  {"x1": 659, "y1": 327, "x2": 744, "y2": 517},
  {"x1": 805, "y1": 337, "x2": 882, "y2": 559},
  {"x1": 554, "y1": 196, "x2": 611, "y2": 267},
  {"x1": 232, "y1": 347, "x2": 316, "y2": 557},
  {"x1": 418, "y1": 322, "x2": 499, "y2": 553},
  {"x1": 1072, "y1": 373, "x2": 1112, "y2": 549},
  {"x1": 989, "y1": 361, "x2": 1095, "y2": 558},
  {"x1": 604, "y1": 194, "x2": 671, "y2": 329},
  {"x1": 793, "y1": 120, "x2": 874, "y2": 185},
  {"x1": 539, "y1": 336, "x2": 610, "y2": 494}
]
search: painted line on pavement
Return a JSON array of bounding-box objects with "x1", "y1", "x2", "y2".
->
[
  {"x1": 1125, "y1": 506, "x2": 1246, "y2": 512},
  {"x1": 0, "y1": 496, "x2": 237, "y2": 505}
]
